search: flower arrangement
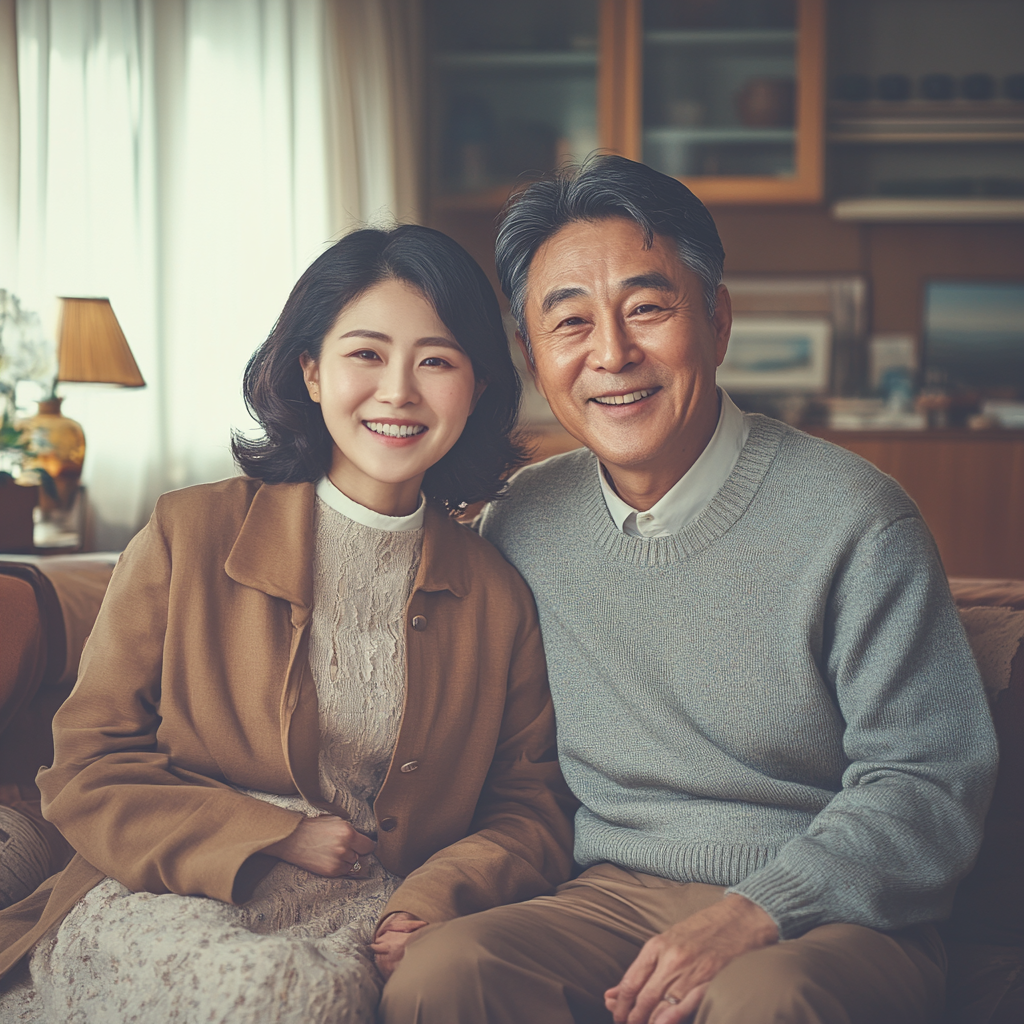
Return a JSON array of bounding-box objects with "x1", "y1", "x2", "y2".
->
[{"x1": 0, "y1": 290, "x2": 56, "y2": 484}]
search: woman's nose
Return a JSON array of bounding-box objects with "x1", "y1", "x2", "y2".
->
[{"x1": 375, "y1": 362, "x2": 420, "y2": 406}]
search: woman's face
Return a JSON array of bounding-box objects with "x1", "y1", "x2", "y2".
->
[{"x1": 300, "y1": 279, "x2": 484, "y2": 516}]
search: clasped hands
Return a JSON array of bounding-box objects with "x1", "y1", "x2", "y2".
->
[
  {"x1": 605, "y1": 894, "x2": 778, "y2": 1024},
  {"x1": 262, "y1": 815, "x2": 427, "y2": 978}
]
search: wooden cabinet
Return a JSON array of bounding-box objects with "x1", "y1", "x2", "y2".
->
[
  {"x1": 602, "y1": 0, "x2": 825, "y2": 204},
  {"x1": 426, "y1": 0, "x2": 826, "y2": 217},
  {"x1": 814, "y1": 430, "x2": 1024, "y2": 579}
]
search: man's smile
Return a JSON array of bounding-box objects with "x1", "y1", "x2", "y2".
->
[{"x1": 590, "y1": 387, "x2": 660, "y2": 407}]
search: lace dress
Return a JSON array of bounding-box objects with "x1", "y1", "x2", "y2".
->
[{"x1": 15, "y1": 488, "x2": 424, "y2": 1024}]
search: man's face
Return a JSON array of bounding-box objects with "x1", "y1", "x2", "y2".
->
[{"x1": 521, "y1": 217, "x2": 731, "y2": 480}]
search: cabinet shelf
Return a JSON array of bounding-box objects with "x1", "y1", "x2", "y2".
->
[
  {"x1": 831, "y1": 197, "x2": 1024, "y2": 221},
  {"x1": 644, "y1": 28, "x2": 795, "y2": 47},
  {"x1": 646, "y1": 126, "x2": 795, "y2": 145},
  {"x1": 434, "y1": 50, "x2": 597, "y2": 71},
  {"x1": 828, "y1": 117, "x2": 1024, "y2": 144}
]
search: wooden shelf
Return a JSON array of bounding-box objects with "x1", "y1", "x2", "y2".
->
[
  {"x1": 828, "y1": 117, "x2": 1024, "y2": 144},
  {"x1": 831, "y1": 197, "x2": 1024, "y2": 221},
  {"x1": 646, "y1": 126, "x2": 795, "y2": 145},
  {"x1": 645, "y1": 28, "x2": 795, "y2": 47},
  {"x1": 434, "y1": 50, "x2": 597, "y2": 70}
]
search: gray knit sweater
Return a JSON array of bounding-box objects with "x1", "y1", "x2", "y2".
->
[{"x1": 479, "y1": 414, "x2": 998, "y2": 940}]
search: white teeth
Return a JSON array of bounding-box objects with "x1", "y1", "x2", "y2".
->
[
  {"x1": 593, "y1": 389, "x2": 654, "y2": 406},
  {"x1": 365, "y1": 421, "x2": 426, "y2": 438}
]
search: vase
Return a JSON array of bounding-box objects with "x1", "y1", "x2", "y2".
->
[{"x1": 18, "y1": 398, "x2": 85, "y2": 511}]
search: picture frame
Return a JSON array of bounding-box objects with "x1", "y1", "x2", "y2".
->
[
  {"x1": 718, "y1": 316, "x2": 832, "y2": 393},
  {"x1": 723, "y1": 276, "x2": 868, "y2": 395}
]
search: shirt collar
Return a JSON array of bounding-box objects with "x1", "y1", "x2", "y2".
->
[
  {"x1": 315, "y1": 476, "x2": 425, "y2": 532},
  {"x1": 598, "y1": 389, "x2": 750, "y2": 539}
]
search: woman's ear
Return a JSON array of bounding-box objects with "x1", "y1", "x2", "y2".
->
[
  {"x1": 470, "y1": 378, "x2": 488, "y2": 413},
  {"x1": 299, "y1": 353, "x2": 320, "y2": 403}
]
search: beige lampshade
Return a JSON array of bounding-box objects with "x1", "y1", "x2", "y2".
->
[{"x1": 56, "y1": 297, "x2": 146, "y2": 387}]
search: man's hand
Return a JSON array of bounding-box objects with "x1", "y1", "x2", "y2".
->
[
  {"x1": 605, "y1": 894, "x2": 778, "y2": 1024},
  {"x1": 371, "y1": 912, "x2": 429, "y2": 979},
  {"x1": 262, "y1": 815, "x2": 376, "y2": 877}
]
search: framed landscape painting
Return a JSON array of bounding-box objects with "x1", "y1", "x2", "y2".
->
[{"x1": 718, "y1": 317, "x2": 832, "y2": 393}]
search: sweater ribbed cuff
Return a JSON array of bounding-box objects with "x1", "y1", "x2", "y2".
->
[{"x1": 727, "y1": 860, "x2": 832, "y2": 940}]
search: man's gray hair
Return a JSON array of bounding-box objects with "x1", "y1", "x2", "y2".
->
[{"x1": 495, "y1": 155, "x2": 726, "y2": 359}]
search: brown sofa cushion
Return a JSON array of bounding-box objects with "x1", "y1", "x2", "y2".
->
[
  {"x1": 947, "y1": 578, "x2": 1024, "y2": 948},
  {"x1": 944, "y1": 579, "x2": 1024, "y2": 1024}
]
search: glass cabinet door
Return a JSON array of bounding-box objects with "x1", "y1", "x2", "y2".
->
[
  {"x1": 428, "y1": 0, "x2": 599, "y2": 212},
  {"x1": 603, "y1": 0, "x2": 824, "y2": 204}
]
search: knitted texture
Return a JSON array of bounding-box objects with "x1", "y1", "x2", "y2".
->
[{"x1": 480, "y1": 414, "x2": 998, "y2": 939}]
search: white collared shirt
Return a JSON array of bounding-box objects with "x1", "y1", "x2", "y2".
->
[
  {"x1": 598, "y1": 389, "x2": 750, "y2": 538},
  {"x1": 315, "y1": 476, "x2": 425, "y2": 532}
]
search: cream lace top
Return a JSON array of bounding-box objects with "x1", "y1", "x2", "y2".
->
[{"x1": 234, "y1": 479, "x2": 424, "y2": 935}]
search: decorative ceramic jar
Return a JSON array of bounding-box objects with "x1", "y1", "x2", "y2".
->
[{"x1": 19, "y1": 397, "x2": 85, "y2": 510}]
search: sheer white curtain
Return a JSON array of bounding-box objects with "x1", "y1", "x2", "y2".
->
[{"x1": 3, "y1": 0, "x2": 421, "y2": 550}]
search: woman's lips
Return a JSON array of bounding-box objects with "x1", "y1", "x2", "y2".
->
[{"x1": 362, "y1": 420, "x2": 428, "y2": 446}]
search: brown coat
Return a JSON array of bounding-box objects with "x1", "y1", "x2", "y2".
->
[{"x1": 0, "y1": 477, "x2": 576, "y2": 979}]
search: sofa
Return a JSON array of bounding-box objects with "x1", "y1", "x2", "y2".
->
[{"x1": 0, "y1": 559, "x2": 1021, "y2": 1021}]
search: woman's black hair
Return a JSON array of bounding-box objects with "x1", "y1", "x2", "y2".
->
[{"x1": 232, "y1": 224, "x2": 528, "y2": 512}]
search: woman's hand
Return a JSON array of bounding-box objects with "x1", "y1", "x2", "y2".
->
[
  {"x1": 371, "y1": 912, "x2": 429, "y2": 979},
  {"x1": 262, "y1": 815, "x2": 376, "y2": 877}
]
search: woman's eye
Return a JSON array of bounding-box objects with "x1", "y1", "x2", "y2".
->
[
  {"x1": 351, "y1": 349, "x2": 381, "y2": 361},
  {"x1": 421, "y1": 356, "x2": 452, "y2": 368}
]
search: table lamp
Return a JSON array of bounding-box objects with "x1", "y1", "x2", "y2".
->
[{"x1": 19, "y1": 297, "x2": 145, "y2": 546}]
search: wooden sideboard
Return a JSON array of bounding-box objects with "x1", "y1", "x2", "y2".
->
[
  {"x1": 527, "y1": 425, "x2": 1024, "y2": 579},
  {"x1": 812, "y1": 429, "x2": 1024, "y2": 580}
]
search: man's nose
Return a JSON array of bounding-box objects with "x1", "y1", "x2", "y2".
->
[
  {"x1": 375, "y1": 362, "x2": 419, "y2": 406},
  {"x1": 589, "y1": 318, "x2": 643, "y2": 375}
]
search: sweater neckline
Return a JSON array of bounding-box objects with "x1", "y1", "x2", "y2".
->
[{"x1": 580, "y1": 414, "x2": 785, "y2": 566}]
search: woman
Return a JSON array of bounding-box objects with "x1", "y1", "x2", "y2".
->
[{"x1": 0, "y1": 225, "x2": 576, "y2": 1023}]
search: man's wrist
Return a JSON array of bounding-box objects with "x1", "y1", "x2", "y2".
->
[{"x1": 723, "y1": 893, "x2": 779, "y2": 944}]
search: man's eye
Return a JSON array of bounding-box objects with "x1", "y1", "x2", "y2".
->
[
  {"x1": 557, "y1": 316, "x2": 587, "y2": 328},
  {"x1": 632, "y1": 303, "x2": 660, "y2": 315}
]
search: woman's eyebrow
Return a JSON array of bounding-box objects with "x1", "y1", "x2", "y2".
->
[{"x1": 338, "y1": 329, "x2": 461, "y2": 350}]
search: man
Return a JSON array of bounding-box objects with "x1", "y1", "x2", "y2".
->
[{"x1": 378, "y1": 156, "x2": 997, "y2": 1024}]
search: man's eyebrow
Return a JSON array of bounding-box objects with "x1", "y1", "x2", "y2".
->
[
  {"x1": 541, "y1": 286, "x2": 588, "y2": 315},
  {"x1": 620, "y1": 272, "x2": 675, "y2": 291},
  {"x1": 338, "y1": 329, "x2": 461, "y2": 350}
]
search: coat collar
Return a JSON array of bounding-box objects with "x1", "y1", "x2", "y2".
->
[{"x1": 225, "y1": 481, "x2": 471, "y2": 619}]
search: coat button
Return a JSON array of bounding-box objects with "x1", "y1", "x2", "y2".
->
[
  {"x1": 400, "y1": 761, "x2": 419, "y2": 773},
  {"x1": 411, "y1": 615, "x2": 427, "y2": 631},
  {"x1": 379, "y1": 817, "x2": 398, "y2": 832}
]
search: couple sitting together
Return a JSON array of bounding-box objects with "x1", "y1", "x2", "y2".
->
[{"x1": 0, "y1": 156, "x2": 997, "y2": 1024}]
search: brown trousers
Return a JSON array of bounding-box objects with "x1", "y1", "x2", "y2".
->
[{"x1": 379, "y1": 863, "x2": 947, "y2": 1024}]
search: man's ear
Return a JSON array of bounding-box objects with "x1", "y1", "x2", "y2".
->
[
  {"x1": 515, "y1": 331, "x2": 547, "y2": 400},
  {"x1": 711, "y1": 285, "x2": 732, "y2": 369}
]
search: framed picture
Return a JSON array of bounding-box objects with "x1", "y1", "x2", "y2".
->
[
  {"x1": 724, "y1": 276, "x2": 868, "y2": 394},
  {"x1": 718, "y1": 317, "x2": 832, "y2": 393},
  {"x1": 924, "y1": 280, "x2": 1024, "y2": 396}
]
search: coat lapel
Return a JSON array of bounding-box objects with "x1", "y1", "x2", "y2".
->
[{"x1": 224, "y1": 481, "x2": 316, "y2": 626}]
